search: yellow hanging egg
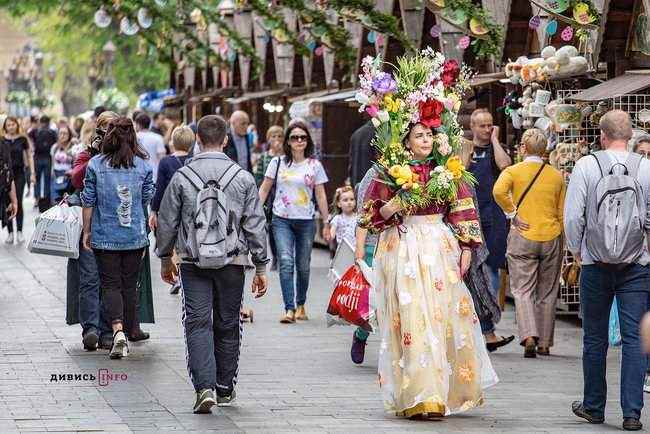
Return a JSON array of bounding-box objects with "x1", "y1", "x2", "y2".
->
[
  {"x1": 469, "y1": 18, "x2": 488, "y2": 35},
  {"x1": 433, "y1": 0, "x2": 445, "y2": 7},
  {"x1": 273, "y1": 29, "x2": 289, "y2": 43},
  {"x1": 573, "y1": 3, "x2": 595, "y2": 25}
]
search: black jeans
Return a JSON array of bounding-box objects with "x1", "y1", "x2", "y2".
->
[
  {"x1": 179, "y1": 263, "x2": 244, "y2": 394},
  {"x1": 7, "y1": 171, "x2": 25, "y2": 233},
  {"x1": 94, "y1": 248, "x2": 144, "y2": 333}
]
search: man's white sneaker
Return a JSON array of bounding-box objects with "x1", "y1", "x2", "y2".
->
[
  {"x1": 5, "y1": 233, "x2": 13, "y2": 244},
  {"x1": 216, "y1": 390, "x2": 236, "y2": 407},
  {"x1": 193, "y1": 389, "x2": 216, "y2": 414},
  {"x1": 16, "y1": 232, "x2": 24, "y2": 243}
]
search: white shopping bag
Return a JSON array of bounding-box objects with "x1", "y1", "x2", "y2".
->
[
  {"x1": 328, "y1": 238, "x2": 356, "y2": 283},
  {"x1": 28, "y1": 204, "x2": 82, "y2": 259}
]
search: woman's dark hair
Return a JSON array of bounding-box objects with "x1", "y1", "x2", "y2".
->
[
  {"x1": 101, "y1": 117, "x2": 148, "y2": 169},
  {"x1": 282, "y1": 121, "x2": 315, "y2": 166}
]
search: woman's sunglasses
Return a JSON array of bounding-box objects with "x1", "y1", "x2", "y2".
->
[{"x1": 290, "y1": 135, "x2": 308, "y2": 142}]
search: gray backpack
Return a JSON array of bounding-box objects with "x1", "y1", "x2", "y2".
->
[
  {"x1": 585, "y1": 151, "x2": 646, "y2": 267},
  {"x1": 178, "y1": 162, "x2": 243, "y2": 269}
]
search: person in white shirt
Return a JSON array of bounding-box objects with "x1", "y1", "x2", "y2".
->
[{"x1": 135, "y1": 113, "x2": 166, "y2": 182}]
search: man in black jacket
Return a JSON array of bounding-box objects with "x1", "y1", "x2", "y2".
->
[
  {"x1": 225, "y1": 110, "x2": 253, "y2": 172},
  {"x1": 348, "y1": 120, "x2": 375, "y2": 187}
]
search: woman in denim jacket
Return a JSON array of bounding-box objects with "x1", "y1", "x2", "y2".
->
[{"x1": 81, "y1": 116, "x2": 154, "y2": 360}]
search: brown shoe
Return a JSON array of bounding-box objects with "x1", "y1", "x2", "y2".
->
[
  {"x1": 537, "y1": 346, "x2": 550, "y2": 356},
  {"x1": 524, "y1": 338, "x2": 537, "y2": 358},
  {"x1": 295, "y1": 305, "x2": 309, "y2": 321},
  {"x1": 280, "y1": 310, "x2": 295, "y2": 324}
]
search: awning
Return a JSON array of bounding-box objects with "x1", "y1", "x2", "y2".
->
[
  {"x1": 288, "y1": 89, "x2": 357, "y2": 119},
  {"x1": 569, "y1": 71, "x2": 650, "y2": 102},
  {"x1": 469, "y1": 72, "x2": 505, "y2": 87},
  {"x1": 225, "y1": 88, "x2": 286, "y2": 105}
]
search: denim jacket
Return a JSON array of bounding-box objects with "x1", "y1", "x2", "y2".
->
[{"x1": 81, "y1": 155, "x2": 154, "y2": 250}]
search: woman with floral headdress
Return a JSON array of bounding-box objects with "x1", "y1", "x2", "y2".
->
[{"x1": 357, "y1": 49, "x2": 498, "y2": 419}]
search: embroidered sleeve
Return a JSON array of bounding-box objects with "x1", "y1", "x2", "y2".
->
[
  {"x1": 358, "y1": 178, "x2": 402, "y2": 234},
  {"x1": 446, "y1": 182, "x2": 482, "y2": 249}
]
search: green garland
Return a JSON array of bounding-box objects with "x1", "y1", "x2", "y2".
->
[{"x1": 438, "y1": 0, "x2": 503, "y2": 59}]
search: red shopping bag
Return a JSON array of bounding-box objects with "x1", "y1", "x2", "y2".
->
[{"x1": 327, "y1": 265, "x2": 372, "y2": 332}]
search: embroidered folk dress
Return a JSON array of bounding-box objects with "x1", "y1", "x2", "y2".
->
[{"x1": 362, "y1": 162, "x2": 499, "y2": 417}]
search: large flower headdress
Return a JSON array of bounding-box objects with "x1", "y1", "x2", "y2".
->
[{"x1": 355, "y1": 48, "x2": 475, "y2": 210}]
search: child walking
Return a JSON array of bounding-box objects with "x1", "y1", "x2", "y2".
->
[{"x1": 329, "y1": 186, "x2": 357, "y2": 247}]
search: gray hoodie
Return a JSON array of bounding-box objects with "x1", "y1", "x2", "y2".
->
[{"x1": 155, "y1": 151, "x2": 268, "y2": 274}]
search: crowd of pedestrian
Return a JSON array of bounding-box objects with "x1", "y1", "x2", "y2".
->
[{"x1": 3, "y1": 98, "x2": 650, "y2": 429}]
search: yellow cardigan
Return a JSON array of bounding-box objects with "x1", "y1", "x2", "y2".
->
[{"x1": 492, "y1": 160, "x2": 566, "y2": 242}]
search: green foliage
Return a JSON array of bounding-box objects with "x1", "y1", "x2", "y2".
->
[{"x1": 440, "y1": 0, "x2": 503, "y2": 59}]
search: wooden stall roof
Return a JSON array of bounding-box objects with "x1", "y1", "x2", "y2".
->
[
  {"x1": 470, "y1": 72, "x2": 506, "y2": 87},
  {"x1": 569, "y1": 70, "x2": 650, "y2": 101},
  {"x1": 225, "y1": 88, "x2": 286, "y2": 105}
]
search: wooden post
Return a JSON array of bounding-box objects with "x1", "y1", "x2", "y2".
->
[
  {"x1": 399, "y1": 0, "x2": 426, "y2": 49},
  {"x1": 233, "y1": 8, "x2": 254, "y2": 91},
  {"x1": 253, "y1": 13, "x2": 269, "y2": 88}
]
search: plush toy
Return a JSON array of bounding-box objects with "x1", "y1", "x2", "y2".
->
[{"x1": 504, "y1": 45, "x2": 588, "y2": 85}]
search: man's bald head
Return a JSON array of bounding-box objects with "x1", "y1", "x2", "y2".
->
[
  {"x1": 230, "y1": 110, "x2": 250, "y2": 137},
  {"x1": 600, "y1": 110, "x2": 633, "y2": 149}
]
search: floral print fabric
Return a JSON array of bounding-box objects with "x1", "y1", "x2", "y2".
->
[
  {"x1": 374, "y1": 215, "x2": 498, "y2": 417},
  {"x1": 265, "y1": 157, "x2": 328, "y2": 220}
]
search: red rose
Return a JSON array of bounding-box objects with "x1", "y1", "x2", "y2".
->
[
  {"x1": 418, "y1": 99, "x2": 444, "y2": 129},
  {"x1": 442, "y1": 59, "x2": 460, "y2": 87}
]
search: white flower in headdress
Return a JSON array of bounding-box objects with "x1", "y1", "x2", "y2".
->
[{"x1": 404, "y1": 262, "x2": 417, "y2": 279}]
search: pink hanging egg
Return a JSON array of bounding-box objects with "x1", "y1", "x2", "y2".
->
[
  {"x1": 429, "y1": 25, "x2": 442, "y2": 38},
  {"x1": 315, "y1": 45, "x2": 324, "y2": 56},
  {"x1": 561, "y1": 26, "x2": 574, "y2": 41},
  {"x1": 376, "y1": 34, "x2": 385, "y2": 45},
  {"x1": 529, "y1": 15, "x2": 541, "y2": 30},
  {"x1": 458, "y1": 35, "x2": 470, "y2": 49}
]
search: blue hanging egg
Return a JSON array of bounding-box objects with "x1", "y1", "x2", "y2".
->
[
  {"x1": 546, "y1": 20, "x2": 558, "y2": 36},
  {"x1": 367, "y1": 31, "x2": 376, "y2": 43},
  {"x1": 306, "y1": 40, "x2": 316, "y2": 52}
]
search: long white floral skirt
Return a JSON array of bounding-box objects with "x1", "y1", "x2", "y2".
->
[{"x1": 374, "y1": 215, "x2": 498, "y2": 417}]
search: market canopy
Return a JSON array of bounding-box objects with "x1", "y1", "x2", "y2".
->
[{"x1": 569, "y1": 71, "x2": 650, "y2": 102}]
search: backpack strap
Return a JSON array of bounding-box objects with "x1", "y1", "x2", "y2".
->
[
  {"x1": 591, "y1": 151, "x2": 611, "y2": 178},
  {"x1": 217, "y1": 163, "x2": 243, "y2": 191},
  {"x1": 178, "y1": 165, "x2": 206, "y2": 191},
  {"x1": 625, "y1": 152, "x2": 643, "y2": 179}
]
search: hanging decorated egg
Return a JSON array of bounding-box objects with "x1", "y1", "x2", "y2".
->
[
  {"x1": 376, "y1": 34, "x2": 385, "y2": 46},
  {"x1": 561, "y1": 26, "x2": 574, "y2": 41},
  {"x1": 306, "y1": 40, "x2": 317, "y2": 52},
  {"x1": 94, "y1": 8, "x2": 112, "y2": 28},
  {"x1": 529, "y1": 15, "x2": 541, "y2": 30},
  {"x1": 433, "y1": 0, "x2": 445, "y2": 6},
  {"x1": 545, "y1": 0, "x2": 569, "y2": 13},
  {"x1": 315, "y1": 46, "x2": 324, "y2": 56},
  {"x1": 429, "y1": 25, "x2": 442, "y2": 38},
  {"x1": 273, "y1": 28, "x2": 289, "y2": 43},
  {"x1": 367, "y1": 31, "x2": 377, "y2": 43},
  {"x1": 120, "y1": 17, "x2": 139, "y2": 35},
  {"x1": 137, "y1": 8, "x2": 152, "y2": 29},
  {"x1": 546, "y1": 20, "x2": 558, "y2": 36},
  {"x1": 469, "y1": 18, "x2": 488, "y2": 35},
  {"x1": 458, "y1": 36, "x2": 470, "y2": 49},
  {"x1": 442, "y1": 9, "x2": 467, "y2": 26},
  {"x1": 573, "y1": 2, "x2": 596, "y2": 24}
]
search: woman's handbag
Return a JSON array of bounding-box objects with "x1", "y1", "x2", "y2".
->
[{"x1": 264, "y1": 157, "x2": 281, "y2": 220}]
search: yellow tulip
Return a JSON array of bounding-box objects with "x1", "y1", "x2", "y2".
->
[
  {"x1": 396, "y1": 178, "x2": 406, "y2": 186},
  {"x1": 445, "y1": 156, "x2": 464, "y2": 179},
  {"x1": 398, "y1": 166, "x2": 412, "y2": 180},
  {"x1": 389, "y1": 165, "x2": 401, "y2": 178}
]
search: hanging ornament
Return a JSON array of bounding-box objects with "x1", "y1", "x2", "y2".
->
[
  {"x1": 376, "y1": 34, "x2": 385, "y2": 46},
  {"x1": 469, "y1": 18, "x2": 488, "y2": 35},
  {"x1": 367, "y1": 31, "x2": 377, "y2": 43},
  {"x1": 120, "y1": 17, "x2": 140, "y2": 35},
  {"x1": 306, "y1": 40, "x2": 317, "y2": 52},
  {"x1": 573, "y1": 2, "x2": 596, "y2": 25},
  {"x1": 154, "y1": 0, "x2": 167, "y2": 7},
  {"x1": 315, "y1": 46, "x2": 324, "y2": 56},
  {"x1": 273, "y1": 28, "x2": 289, "y2": 43},
  {"x1": 227, "y1": 49, "x2": 237, "y2": 63},
  {"x1": 94, "y1": 8, "x2": 112, "y2": 28},
  {"x1": 433, "y1": 0, "x2": 445, "y2": 6},
  {"x1": 546, "y1": 20, "x2": 558, "y2": 36},
  {"x1": 429, "y1": 25, "x2": 442, "y2": 38},
  {"x1": 529, "y1": 15, "x2": 541, "y2": 30},
  {"x1": 458, "y1": 35, "x2": 470, "y2": 49},
  {"x1": 137, "y1": 8, "x2": 152, "y2": 29},
  {"x1": 545, "y1": 0, "x2": 569, "y2": 13},
  {"x1": 561, "y1": 26, "x2": 574, "y2": 41}
]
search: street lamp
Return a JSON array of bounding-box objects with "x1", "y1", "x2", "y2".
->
[{"x1": 102, "y1": 40, "x2": 116, "y2": 88}]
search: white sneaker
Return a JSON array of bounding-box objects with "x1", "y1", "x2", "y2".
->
[
  {"x1": 5, "y1": 233, "x2": 14, "y2": 244},
  {"x1": 644, "y1": 374, "x2": 650, "y2": 393},
  {"x1": 16, "y1": 232, "x2": 24, "y2": 243}
]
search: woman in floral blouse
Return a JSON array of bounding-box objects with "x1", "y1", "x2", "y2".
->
[{"x1": 361, "y1": 123, "x2": 498, "y2": 419}]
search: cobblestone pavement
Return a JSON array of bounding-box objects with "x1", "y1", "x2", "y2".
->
[{"x1": 0, "y1": 202, "x2": 647, "y2": 433}]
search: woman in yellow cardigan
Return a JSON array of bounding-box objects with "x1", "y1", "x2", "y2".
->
[{"x1": 492, "y1": 128, "x2": 566, "y2": 358}]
